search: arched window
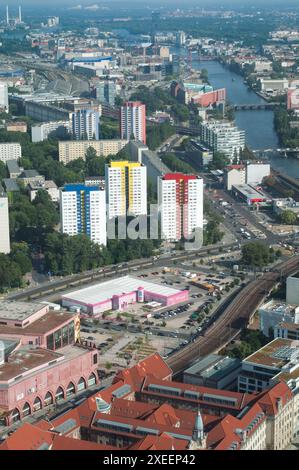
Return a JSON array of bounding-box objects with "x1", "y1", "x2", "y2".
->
[
  {"x1": 33, "y1": 396, "x2": 42, "y2": 412},
  {"x1": 77, "y1": 377, "x2": 86, "y2": 391},
  {"x1": 55, "y1": 386, "x2": 64, "y2": 402},
  {"x1": 11, "y1": 408, "x2": 20, "y2": 423},
  {"x1": 44, "y1": 391, "x2": 53, "y2": 406},
  {"x1": 88, "y1": 373, "x2": 96, "y2": 387},
  {"x1": 66, "y1": 382, "x2": 75, "y2": 397},
  {"x1": 22, "y1": 402, "x2": 31, "y2": 417}
]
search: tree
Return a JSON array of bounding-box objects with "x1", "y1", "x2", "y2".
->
[
  {"x1": 280, "y1": 210, "x2": 297, "y2": 225},
  {"x1": 241, "y1": 242, "x2": 271, "y2": 268}
]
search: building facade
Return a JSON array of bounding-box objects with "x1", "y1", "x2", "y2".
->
[
  {"x1": 31, "y1": 121, "x2": 70, "y2": 143},
  {"x1": 0, "y1": 194, "x2": 10, "y2": 254},
  {"x1": 120, "y1": 101, "x2": 146, "y2": 144},
  {"x1": 58, "y1": 139, "x2": 128, "y2": 164},
  {"x1": 200, "y1": 121, "x2": 245, "y2": 161},
  {"x1": 105, "y1": 161, "x2": 147, "y2": 219},
  {"x1": 0, "y1": 82, "x2": 8, "y2": 112},
  {"x1": 71, "y1": 109, "x2": 100, "y2": 140},
  {"x1": 0, "y1": 143, "x2": 21, "y2": 163},
  {"x1": 60, "y1": 184, "x2": 106, "y2": 246},
  {"x1": 96, "y1": 81, "x2": 116, "y2": 106},
  {"x1": 158, "y1": 173, "x2": 203, "y2": 242}
]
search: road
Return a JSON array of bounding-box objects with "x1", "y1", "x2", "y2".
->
[
  {"x1": 6, "y1": 241, "x2": 241, "y2": 302},
  {"x1": 166, "y1": 255, "x2": 299, "y2": 374}
]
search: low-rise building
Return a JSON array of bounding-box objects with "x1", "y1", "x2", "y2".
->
[
  {"x1": 183, "y1": 354, "x2": 241, "y2": 389},
  {"x1": 259, "y1": 300, "x2": 299, "y2": 336},
  {"x1": 6, "y1": 160, "x2": 22, "y2": 179},
  {"x1": 238, "y1": 338, "x2": 299, "y2": 393},
  {"x1": 232, "y1": 184, "x2": 267, "y2": 205},
  {"x1": 224, "y1": 164, "x2": 246, "y2": 190},
  {"x1": 62, "y1": 275, "x2": 189, "y2": 316},
  {"x1": 273, "y1": 198, "x2": 299, "y2": 220},
  {"x1": 28, "y1": 180, "x2": 59, "y2": 202},
  {"x1": 5, "y1": 121, "x2": 27, "y2": 133}
]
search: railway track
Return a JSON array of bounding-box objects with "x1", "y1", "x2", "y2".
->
[{"x1": 167, "y1": 255, "x2": 299, "y2": 374}]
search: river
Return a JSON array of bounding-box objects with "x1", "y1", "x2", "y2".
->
[{"x1": 187, "y1": 58, "x2": 299, "y2": 178}]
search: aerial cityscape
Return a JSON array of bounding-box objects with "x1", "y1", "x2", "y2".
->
[{"x1": 1, "y1": 0, "x2": 299, "y2": 455}]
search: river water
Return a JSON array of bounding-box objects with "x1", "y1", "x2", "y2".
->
[{"x1": 189, "y1": 59, "x2": 299, "y2": 178}]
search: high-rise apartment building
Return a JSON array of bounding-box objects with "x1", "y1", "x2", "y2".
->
[
  {"x1": 158, "y1": 173, "x2": 203, "y2": 241},
  {"x1": 96, "y1": 81, "x2": 116, "y2": 106},
  {"x1": 120, "y1": 101, "x2": 146, "y2": 144},
  {"x1": 0, "y1": 82, "x2": 9, "y2": 113},
  {"x1": 105, "y1": 161, "x2": 147, "y2": 219},
  {"x1": 60, "y1": 184, "x2": 106, "y2": 246},
  {"x1": 31, "y1": 121, "x2": 70, "y2": 143},
  {"x1": 0, "y1": 193, "x2": 10, "y2": 254},
  {"x1": 71, "y1": 109, "x2": 100, "y2": 140}
]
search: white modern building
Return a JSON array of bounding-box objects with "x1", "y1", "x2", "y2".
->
[
  {"x1": 0, "y1": 82, "x2": 8, "y2": 113},
  {"x1": 158, "y1": 173, "x2": 203, "y2": 242},
  {"x1": 0, "y1": 194, "x2": 10, "y2": 254},
  {"x1": 105, "y1": 161, "x2": 147, "y2": 219},
  {"x1": 71, "y1": 109, "x2": 100, "y2": 140},
  {"x1": 287, "y1": 275, "x2": 299, "y2": 306},
  {"x1": 246, "y1": 162, "x2": 271, "y2": 185},
  {"x1": 200, "y1": 121, "x2": 245, "y2": 161},
  {"x1": 259, "y1": 300, "x2": 299, "y2": 336},
  {"x1": 224, "y1": 165, "x2": 246, "y2": 190},
  {"x1": 0, "y1": 143, "x2": 21, "y2": 163},
  {"x1": 120, "y1": 101, "x2": 146, "y2": 145},
  {"x1": 31, "y1": 121, "x2": 70, "y2": 143},
  {"x1": 60, "y1": 184, "x2": 106, "y2": 246}
]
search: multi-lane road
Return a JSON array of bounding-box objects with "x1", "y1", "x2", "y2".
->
[{"x1": 6, "y1": 241, "x2": 240, "y2": 302}]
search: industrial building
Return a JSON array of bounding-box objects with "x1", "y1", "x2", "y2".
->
[{"x1": 61, "y1": 275, "x2": 189, "y2": 316}]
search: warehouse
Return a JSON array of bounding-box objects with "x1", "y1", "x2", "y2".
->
[{"x1": 61, "y1": 275, "x2": 189, "y2": 316}]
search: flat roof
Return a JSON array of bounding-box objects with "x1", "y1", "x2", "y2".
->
[
  {"x1": 260, "y1": 300, "x2": 299, "y2": 316},
  {"x1": 233, "y1": 184, "x2": 265, "y2": 199},
  {"x1": 0, "y1": 345, "x2": 91, "y2": 382},
  {"x1": 62, "y1": 275, "x2": 184, "y2": 306},
  {"x1": 244, "y1": 338, "x2": 299, "y2": 368},
  {"x1": 185, "y1": 354, "x2": 240, "y2": 380},
  {"x1": 0, "y1": 301, "x2": 45, "y2": 321},
  {"x1": 0, "y1": 311, "x2": 76, "y2": 335}
]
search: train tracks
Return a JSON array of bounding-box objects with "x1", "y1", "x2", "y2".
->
[{"x1": 167, "y1": 255, "x2": 299, "y2": 374}]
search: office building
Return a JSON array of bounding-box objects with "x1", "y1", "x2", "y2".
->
[
  {"x1": 60, "y1": 184, "x2": 106, "y2": 246},
  {"x1": 31, "y1": 121, "x2": 70, "y2": 143},
  {"x1": 287, "y1": 275, "x2": 299, "y2": 306},
  {"x1": 96, "y1": 81, "x2": 116, "y2": 106},
  {"x1": 0, "y1": 82, "x2": 8, "y2": 112},
  {"x1": 120, "y1": 101, "x2": 146, "y2": 144},
  {"x1": 105, "y1": 161, "x2": 147, "y2": 219},
  {"x1": 0, "y1": 194, "x2": 10, "y2": 254},
  {"x1": 158, "y1": 173, "x2": 203, "y2": 241},
  {"x1": 71, "y1": 109, "x2": 100, "y2": 140},
  {"x1": 259, "y1": 300, "x2": 299, "y2": 336},
  {"x1": 0, "y1": 143, "x2": 21, "y2": 163},
  {"x1": 58, "y1": 139, "x2": 128, "y2": 164},
  {"x1": 238, "y1": 338, "x2": 299, "y2": 393},
  {"x1": 200, "y1": 121, "x2": 245, "y2": 161}
]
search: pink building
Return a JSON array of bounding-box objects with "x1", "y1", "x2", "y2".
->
[
  {"x1": 62, "y1": 275, "x2": 189, "y2": 316},
  {"x1": 0, "y1": 344, "x2": 98, "y2": 426},
  {"x1": 0, "y1": 301, "x2": 79, "y2": 351},
  {"x1": 191, "y1": 88, "x2": 226, "y2": 107}
]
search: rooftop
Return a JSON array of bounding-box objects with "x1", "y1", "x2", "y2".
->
[
  {"x1": 0, "y1": 344, "x2": 92, "y2": 382},
  {"x1": 260, "y1": 300, "x2": 299, "y2": 316},
  {"x1": 3, "y1": 179, "x2": 20, "y2": 192},
  {"x1": 244, "y1": 338, "x2": 299, "y2": 368},
  {"x1": 184, "y1": 354, "x2": 241, "y2": 381},
  {"x1": 0, "y1": 301, "x2": 45, "y2": 322},
  {"x1": 0, "y1": 310, "x2": 76, "y2": 335},
  {"x1": 62, "y1": 275, "x2": 185, "y2": 306}
]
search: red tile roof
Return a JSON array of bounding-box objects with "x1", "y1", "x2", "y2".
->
[
  {"x1": 51, "y1": 435, "x2": 117, "y2": 451},
  {"x1": 0, "y1": 423, "x2": 55, "y2": 450},
  {"x1": 131, "y1": 432, "x2": 189, "y2": 450}
]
